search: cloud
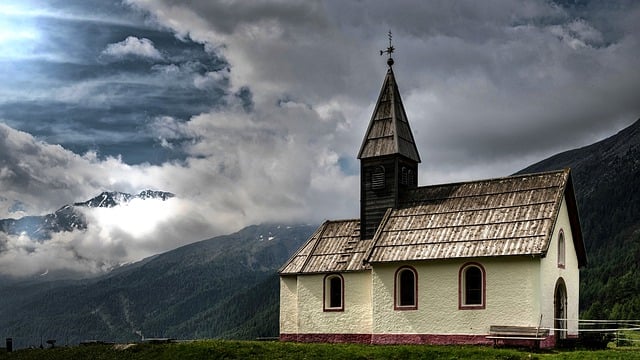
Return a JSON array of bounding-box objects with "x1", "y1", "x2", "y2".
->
[
  {"x1": 101, "y1": 36, "x2": 164, "y2": 61},
  {"x1": 127, "y1": 0, "x2": 640, "y2": 185},
  {"x1": 0, "y1": 232, "x2": 109, "y2": 277},
  {"x1": 0, "y1": 117, "x2": 357, "y2": 276},
  {"x1": 0, "y1": 196, "x2": 210, "y2": 277},
  {"x1": 0, "y1": 21, "x2": 227, "y2": 164},
  {"x1": 0, "y1": 122, "x2": 106, "y2": 216}
]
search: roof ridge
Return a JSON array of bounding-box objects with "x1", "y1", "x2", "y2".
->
[
  {"x1": 416, "y1": 168, "x2": 570, "y2": 190},
  {"x1": 322, "y1": 218, "x2": 360, "y2": 223},
  {"x1": 278, "y1": 222, "x2": 327, "y2": 274}
]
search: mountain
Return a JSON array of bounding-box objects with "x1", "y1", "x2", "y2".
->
[
  {"x1": 0, "y1": 223, "x2": 316, "y2": 349},
  {"x1": 74, "y1": 190, "x2": 175, "y2": 208},
  {"x1": 0, "y1": 190, "x2": 174, "y2": 240},
  {"x1": 517, "y1": 118, "x2": 640, "y2": 320}
]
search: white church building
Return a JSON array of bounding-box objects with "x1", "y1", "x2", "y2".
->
[{"x1": 279, "y1": 52, "x2": 586, "y2": 348}]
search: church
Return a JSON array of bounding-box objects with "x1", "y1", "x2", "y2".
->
[{"x1": 279, "y1": 50, "x2": 586, "y2": 348}]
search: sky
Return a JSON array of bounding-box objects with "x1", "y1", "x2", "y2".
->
[{"x1": 1, "y1": 0, "x2": 639, "y2": 277}]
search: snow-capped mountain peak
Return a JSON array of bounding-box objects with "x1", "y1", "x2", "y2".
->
[
  {"x1": 0, "y1": 190, "x2": 175, "y2": 240},
  {"x1": 73, "y1": 190, "x2": 174, "y2": 208}
]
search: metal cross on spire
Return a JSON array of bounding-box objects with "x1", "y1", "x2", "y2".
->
[{"x1": 380, "y1": 30, "x2": 395, "y2": 67}]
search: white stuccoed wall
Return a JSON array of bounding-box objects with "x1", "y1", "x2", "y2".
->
[
  {"x1": 539, "y1": 196, "x2": 580, "y2": 337},
  {"x1": 371, "y1": 258, "x2": 542, "y2": 335},
  {"x1": 280, "y1": 276, "x2": 299, "y2": 334},
  {"x1": 291, "y1": 272, "x2": 373, "y2": 334}
]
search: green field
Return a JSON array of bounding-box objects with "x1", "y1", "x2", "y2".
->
[{"x1": 1, "y1": 340, "x2": 640, "y2": 360}]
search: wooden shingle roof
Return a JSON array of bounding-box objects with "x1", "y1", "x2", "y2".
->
[
  {"x1": 357, "y1": 67, "x2": 421, "y2": 163},
  {"x1": 280, "y1": 169, "x2": 586, "y2": 275},
  {"x1": 365, "y1": 169, "x2": 585, "y2": 265},
  {"x1": 279, "y1": 220, "x2": 373, "y2": 275}
]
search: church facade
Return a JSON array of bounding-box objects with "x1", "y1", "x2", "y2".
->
[{"x1": 279, "y1": 56, "x2": 586, "y2": 348}]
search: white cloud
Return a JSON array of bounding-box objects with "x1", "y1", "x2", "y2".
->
[
  {"x1": 101, "y1": 36, "x2": 164, "y2": 61},
  {"x1": 0, "y1": 114, "x2": 358, "y2": 276},
  {"x1": 193, "y1": 70, "x2": 227, "y2": 90}
]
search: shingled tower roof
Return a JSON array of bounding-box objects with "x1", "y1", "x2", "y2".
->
[{"x1": 357, "y1": 65, "x2": 421, "y2": 163}]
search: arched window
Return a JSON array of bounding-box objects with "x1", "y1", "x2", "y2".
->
[
  {"x1": 558, "y1": 230, "x2": 566, "y2": 268},
  {"x1": 371, "y1": 166, "x2": 386, "y2": 190},
  {"x1": 324, "y1": 274, "x2": 344, "y2": 311},
  {"x1": 459, "y1": 263, "x2": 485, "y2": 309},
  {"x1": 395, "y1": 266, "x2": 418, "y2": 310}
]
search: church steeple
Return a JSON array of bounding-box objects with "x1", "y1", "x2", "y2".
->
[
  {"x1": 358, "y1": 38, "x2": 421, "y2": 240},
  {"x1": 357, "y1": 66, "x2": 421, "y2": 163}
]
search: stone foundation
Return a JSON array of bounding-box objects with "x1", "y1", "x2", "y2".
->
[
  {"x1": 281, "y1": 333, "x2": 565, "y2": 349},
  {"x1": 280, "y1": 333, "x2": 371, "y2": 343}
]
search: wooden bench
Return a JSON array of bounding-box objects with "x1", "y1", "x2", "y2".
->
[{"x1": 487, "y1": 325, "x2": 549, "y2": 349}]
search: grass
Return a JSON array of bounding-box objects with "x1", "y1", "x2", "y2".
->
[
  {"x1": 618, "y1": 329, "x2": 640, "y2": 346},
  {"x1": 1, "y1": 340, "x2": 639, "y2": 360}
]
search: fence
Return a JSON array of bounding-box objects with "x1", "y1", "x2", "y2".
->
[{"x1": 548, "y1": 318, "x2": 640, "y2": 346}]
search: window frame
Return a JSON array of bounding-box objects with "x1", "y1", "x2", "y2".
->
[
  {"x1": 557, "y1": 229, "x2": 566, "y2": 269},
  {"x1": 401, "y1": 166, "x2": 409, "y2": 185},
  {"x1": 323, "y1": 273, "x2": 344, "y2": 312},
  {"x1": 459, "y1": 262, "x2": 486, "y2": 310},
  {"x1": 394, "y1": 266, "x2": 418, "y2": 310}
]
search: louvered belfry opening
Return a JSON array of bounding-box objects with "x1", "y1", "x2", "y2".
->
[{"x1": 358, "y1": 62, "x2": 420, "y2": 240}]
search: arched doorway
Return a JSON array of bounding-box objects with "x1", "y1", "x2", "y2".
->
[{"x1": 554, "y1": 278, "x2": 567, "y2": 341}]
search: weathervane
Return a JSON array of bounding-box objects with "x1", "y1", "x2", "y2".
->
[{"x1": 380, "y1": 30, "x2": 395, "y2": 67}]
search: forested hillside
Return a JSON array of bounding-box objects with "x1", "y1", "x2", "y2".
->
[
  {"x1": 0, "y1": 224, "x2": 316, "y2": 348},
  {"x1": 518, "y1": 118, "x2": 640, "y2": 320}
]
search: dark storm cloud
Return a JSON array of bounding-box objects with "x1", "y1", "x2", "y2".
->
[
  {"x1": 131, "y1": 0, "x2": 328, "y2": 35},
  {"x1": 131, "y1": 0, "x2": 640, "y2": 183}
]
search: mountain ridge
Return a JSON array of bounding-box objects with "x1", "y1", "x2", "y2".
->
[
  {"x1": 0, "y1": 190, "x2": 174, "y2": 240},
  {"x1": 518, "y1": 118, "x2": 640, "y2": 319},
  {"x1": 0, "y1": 223, "x2": 317, "y2": 348},
  {"x1": 519, "y1": 119, "x2": 640, "y2": 175}
]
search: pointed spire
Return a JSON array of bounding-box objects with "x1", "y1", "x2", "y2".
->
[{"x1": 357, "y1": 45, "x2": 420, "y2": 163}]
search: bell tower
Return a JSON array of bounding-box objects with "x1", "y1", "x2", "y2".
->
[{"x1": 358, "y1": 37, "x2": 421, "y2": 239}]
